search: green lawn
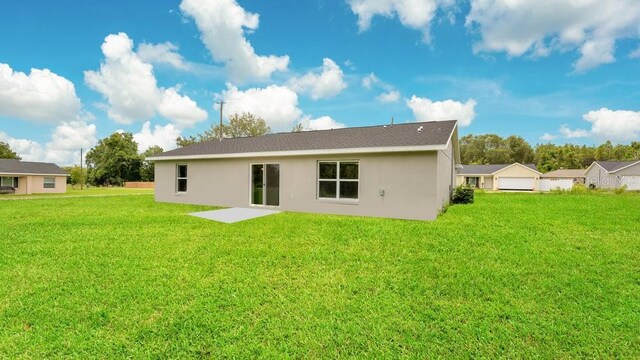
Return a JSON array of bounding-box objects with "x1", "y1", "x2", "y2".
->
[
  {"x1": 0, "y1": 186, "x2": 153, "y2": 199},
  {"x1": 0, "y1": 192, "x2": 638, "y2": 358}
]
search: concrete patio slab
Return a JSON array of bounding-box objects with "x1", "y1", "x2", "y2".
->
[{"x1": 189, "y1": 207, "x2": 281, "y2": 224}]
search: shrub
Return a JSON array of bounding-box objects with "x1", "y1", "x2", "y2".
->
[
  {"x1": 571, "y1": 183, "x2": 587, "y2": 194},
  {"x1": 614, "y1": 185, "x2": 627, "y2": 195},
  {"x1": 452, "y1": 186, "x2": 474, "y2": 204}
]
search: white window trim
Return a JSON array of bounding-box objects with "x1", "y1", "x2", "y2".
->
[
  {"x1": 317, "y1": 160, "x2": 359, "y2": 201},
  {"x1": 1, "y1": 177, "x2": 16, "y2": 187},
  {"x1": 176, "y1": 164, "x2": 188, "y2": 193},
  {"x1": 43, "y1": 176, "x2": 55, "y2": 189}
]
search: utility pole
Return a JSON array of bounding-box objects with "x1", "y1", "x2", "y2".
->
[
  {"x1": 217, "y1": 100, "x2": 225, "y2": 141},
  {"x1": 80, "y1": 148, "x2": 83, "y2": 190}
]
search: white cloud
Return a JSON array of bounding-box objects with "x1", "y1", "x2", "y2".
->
[
  {"x1": 133, "y1": 121, "x2": 181, "y2": 153},
  {"x1": 0, "y1": 132, "x2": 44, "y2": 161},
  {"x1": 406, "y1": 96, "x2": 476, "y2": 126},
  {"x1": 559, "y1": 124, "x2": 590, "y2": 139},
  {"x1": 539, "y1": 133, "x2": 556, "y2": 142},
  {"x1": 547, "y1": 108, "x2": 640, "y2": 143},
  {"x1": 583, "y1": 108, "x2": 640, "y2": 142},
  {"x1": 299, "y1": 116, "x2": 346, "y2": 131},
  {"x1": 180, "y1": 0, "x2": 289, "y2": 82},
  {"x1": 218, "y1": 83, "x2": 302, "y2": 129},
  {"x1": 629, "y1": 47, "x2": 640, "y2": 59},
  {"x1": 84, "y1": 33, "x2": 162, "y2": 124},
  {"x1": 466, "y1": 0, "x2": 640, "y2": 72},
  {"x1": 362, "y1": 73, "x2": 379, "y2": 89},
  {"x1": 157, "y1": 87, "x2": 208, "y2": 128},
  {"x1": 347, "y1": 0, "x2": 453, "y2": 42},
  {"x1": 0, "y1": 121, "x2": 97, "y2": 165},
  {"x1": 344, "y1": 59, "x2": 357, "y2": 71},
  {"x1": 288, "y1": 58, "x2": 347, "y2": 100},
  {"x1": 85, "y1": 33, "x2": 207, "y2": 127},
  {"x1": 137, "y1": 42, "x2": 190, "y2": 70},
  {"x1": 0, "y1": 63, "x2": 81, "y2": 123},
  {"x1": 376, "y1": 90, "x2": 400, "y2": 103},
  {"x1": 45, "y1": 121, "x2": 97, "y2": 164}
]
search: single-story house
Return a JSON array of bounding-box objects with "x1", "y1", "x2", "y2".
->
[
  {"x1": 148, "y1": 120, "x2": 460, "y2": 221},
  {"x1": 585, "y1": 160, "x2": 640, "y2": 190},
  {"x1": 539, "y1": 169, "x2": 586, "y2": 191},
  {"x1": 456, "y1": 163, "x2": 541, "y2": 191},
  {"x1": 0, "y1": 159, "x2": 68, "y2": 194}
]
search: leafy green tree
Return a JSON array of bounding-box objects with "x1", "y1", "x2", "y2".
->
[
  {"x1": 62, "y1": 165, "x2": 88, "y2": 186},
  {"x1": 140, "y1": 145, "x2": 164, "y2": 182},
  {"x1": 0, "y1": 142, "x2": 20, "y2": 159},
  {"x1": 506, "y1": 136, "x2": 535, "y2": 164},
  {"x1": 86, "y1": 132, "x2": 142, "y2": 186},
  {"x1": 177, "y1": 112, "x2": 271, "y2": 147},
  {"x1": 595, "y1": 141, "x2": 614, "y2": 160},
  {"x1": 291, "y1": 123, "x2": 304, "y2": 132}
]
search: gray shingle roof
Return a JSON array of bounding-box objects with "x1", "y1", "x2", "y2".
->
[
  {"x1": 0, "y1": 159, "x2": 67, "y2": 175},
  {"x1": 595, "y1": 160, "x2": 640, "y2": 172},
  {"x1": 152, "y1": 120, "x2": 457, "y2": 159},
  {"x1": 459, "y1": 163, "x2": 538, "y2": 175},
  {"x1": 541, "y1": 169, "x2": 586, "y2": 178}
]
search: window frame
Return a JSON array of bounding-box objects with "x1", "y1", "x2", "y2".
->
[
  {"x1": 43, "y1": 176, "x2": 56, "y2": 189},
  {"x1": 176, "y1": 164, "x2": 188, "y2": 193},
  {"x1": 317, "y1": 160, "x2": 359, "y2": 201},
  {"x1": 1, "y1": 177, "x2": 16, "y2": 188}
]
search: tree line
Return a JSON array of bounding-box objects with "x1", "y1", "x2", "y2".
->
[
  {"x1": 3, "y1": 116, "x2": 639, "y2": 185},
  {"x1": 461, "y1": 134, "x2": 640, "y2": 172}
]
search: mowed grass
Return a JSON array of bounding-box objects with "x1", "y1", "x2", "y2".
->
[
  {"x1": 0, "y1": 192, "x2": 638, "y2": 358},
  {"x1": 0, "y1": 186, "x2": 154, "y2": 199}
]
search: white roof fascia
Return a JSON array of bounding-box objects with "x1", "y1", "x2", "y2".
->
[{"x1": 147, "y1": 144, "x2": 448, "y2": 161}]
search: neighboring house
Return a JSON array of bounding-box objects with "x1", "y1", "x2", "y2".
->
[
  {"x1": 585, "y1": 160, "x2": 640, "y2": 190},
  {"x1": 539, "y1": 169, "x2": 586, "y2": 191},
  {"x1": 0, "y1": 159, "x2": 68, "y2": 194},
  {"x1": 456, "y1": 163, "x2": 541, "y2": 191},
  {"x1": 148, "y1": 120, "x2": 460, "y2": 221}
]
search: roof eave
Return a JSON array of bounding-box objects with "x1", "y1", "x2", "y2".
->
[
  {"x1": 147, "y1": 144, "x2": 449, "y2": 161},
  {"x1": 610, "y1": 160, "x2": 640, "y2": 173}
]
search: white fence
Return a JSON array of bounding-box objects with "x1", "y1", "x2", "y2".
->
[{"x1": 539, "y1": 179, "x2": 573, "y2": 192}]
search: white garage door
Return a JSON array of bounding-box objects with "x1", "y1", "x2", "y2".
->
[
  {"x1": 499, "y1": 177, "x2": 535, "y2": 190},
  {"x1": 621, "y1": 176, "x2": 640, "y2": 190}
]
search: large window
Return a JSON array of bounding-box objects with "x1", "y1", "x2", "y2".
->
[
  {"x1": 1, "y1": 177, "x2": 17, "y2": 188},
  {"x1": 318, "y1": 161, "x2": 359, "y2": 200},
  {"x1": 176, "y1": 164, "x2": 188, "y2": 193},
  {"x1": 43, "y1": 177, "x2": 55, "y2": 189}
]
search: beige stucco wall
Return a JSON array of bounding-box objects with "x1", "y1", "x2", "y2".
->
[
  {"x1": 484, "y1": 176, "x2": 493, "y2": 189},
  {"x1": 155, "y1": 151, "x2": 450, "y2": 220},
  {"x1": 456, "y1": 175, "x2": 493, "y2": 190},
  {"x1": 4, "y1": 175, "x2": 67, "y2": 195},
  {"x1": 493, "y1": 164, "x2": 540, "y2": 191}
]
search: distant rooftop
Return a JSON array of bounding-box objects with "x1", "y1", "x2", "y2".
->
[
  {"x1": 541, "y1": 169, "x2": 586, "y2": 178},
  {"x1": 595, "y1": 160, "x2": 640, "y2": 173},
  {"x1": 150, "y1": 120, "x2": 458, "y2": 160},
  {"x1": 0, "y1": 159, "x2": 67, "y2": 175},
  {"x1": 459, "y1": 163, "x2": 538, "y2": 175}
]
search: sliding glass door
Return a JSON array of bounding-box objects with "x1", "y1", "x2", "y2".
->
[{"x1": 251, "y1": 163, "x2": 279, "y2": 206}]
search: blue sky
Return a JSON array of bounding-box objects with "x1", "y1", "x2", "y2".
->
[{"x1": 1, "y1": 0, "x2": 639, "y2": 165}]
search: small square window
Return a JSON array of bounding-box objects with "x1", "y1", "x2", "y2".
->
[
  {"x1": 43, "y1": 177, "x2": 55, "y2": 189},
  {"x1": 319, "y1": 181, "x2": 337, "y2": 198},
  {"x1": 319, "y1": 162, "x2": 337, "y2": 179}
]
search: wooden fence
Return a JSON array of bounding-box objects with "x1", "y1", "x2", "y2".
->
[{"x1": 124, "y1": 182, "x2": 154, "y2": 189}]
